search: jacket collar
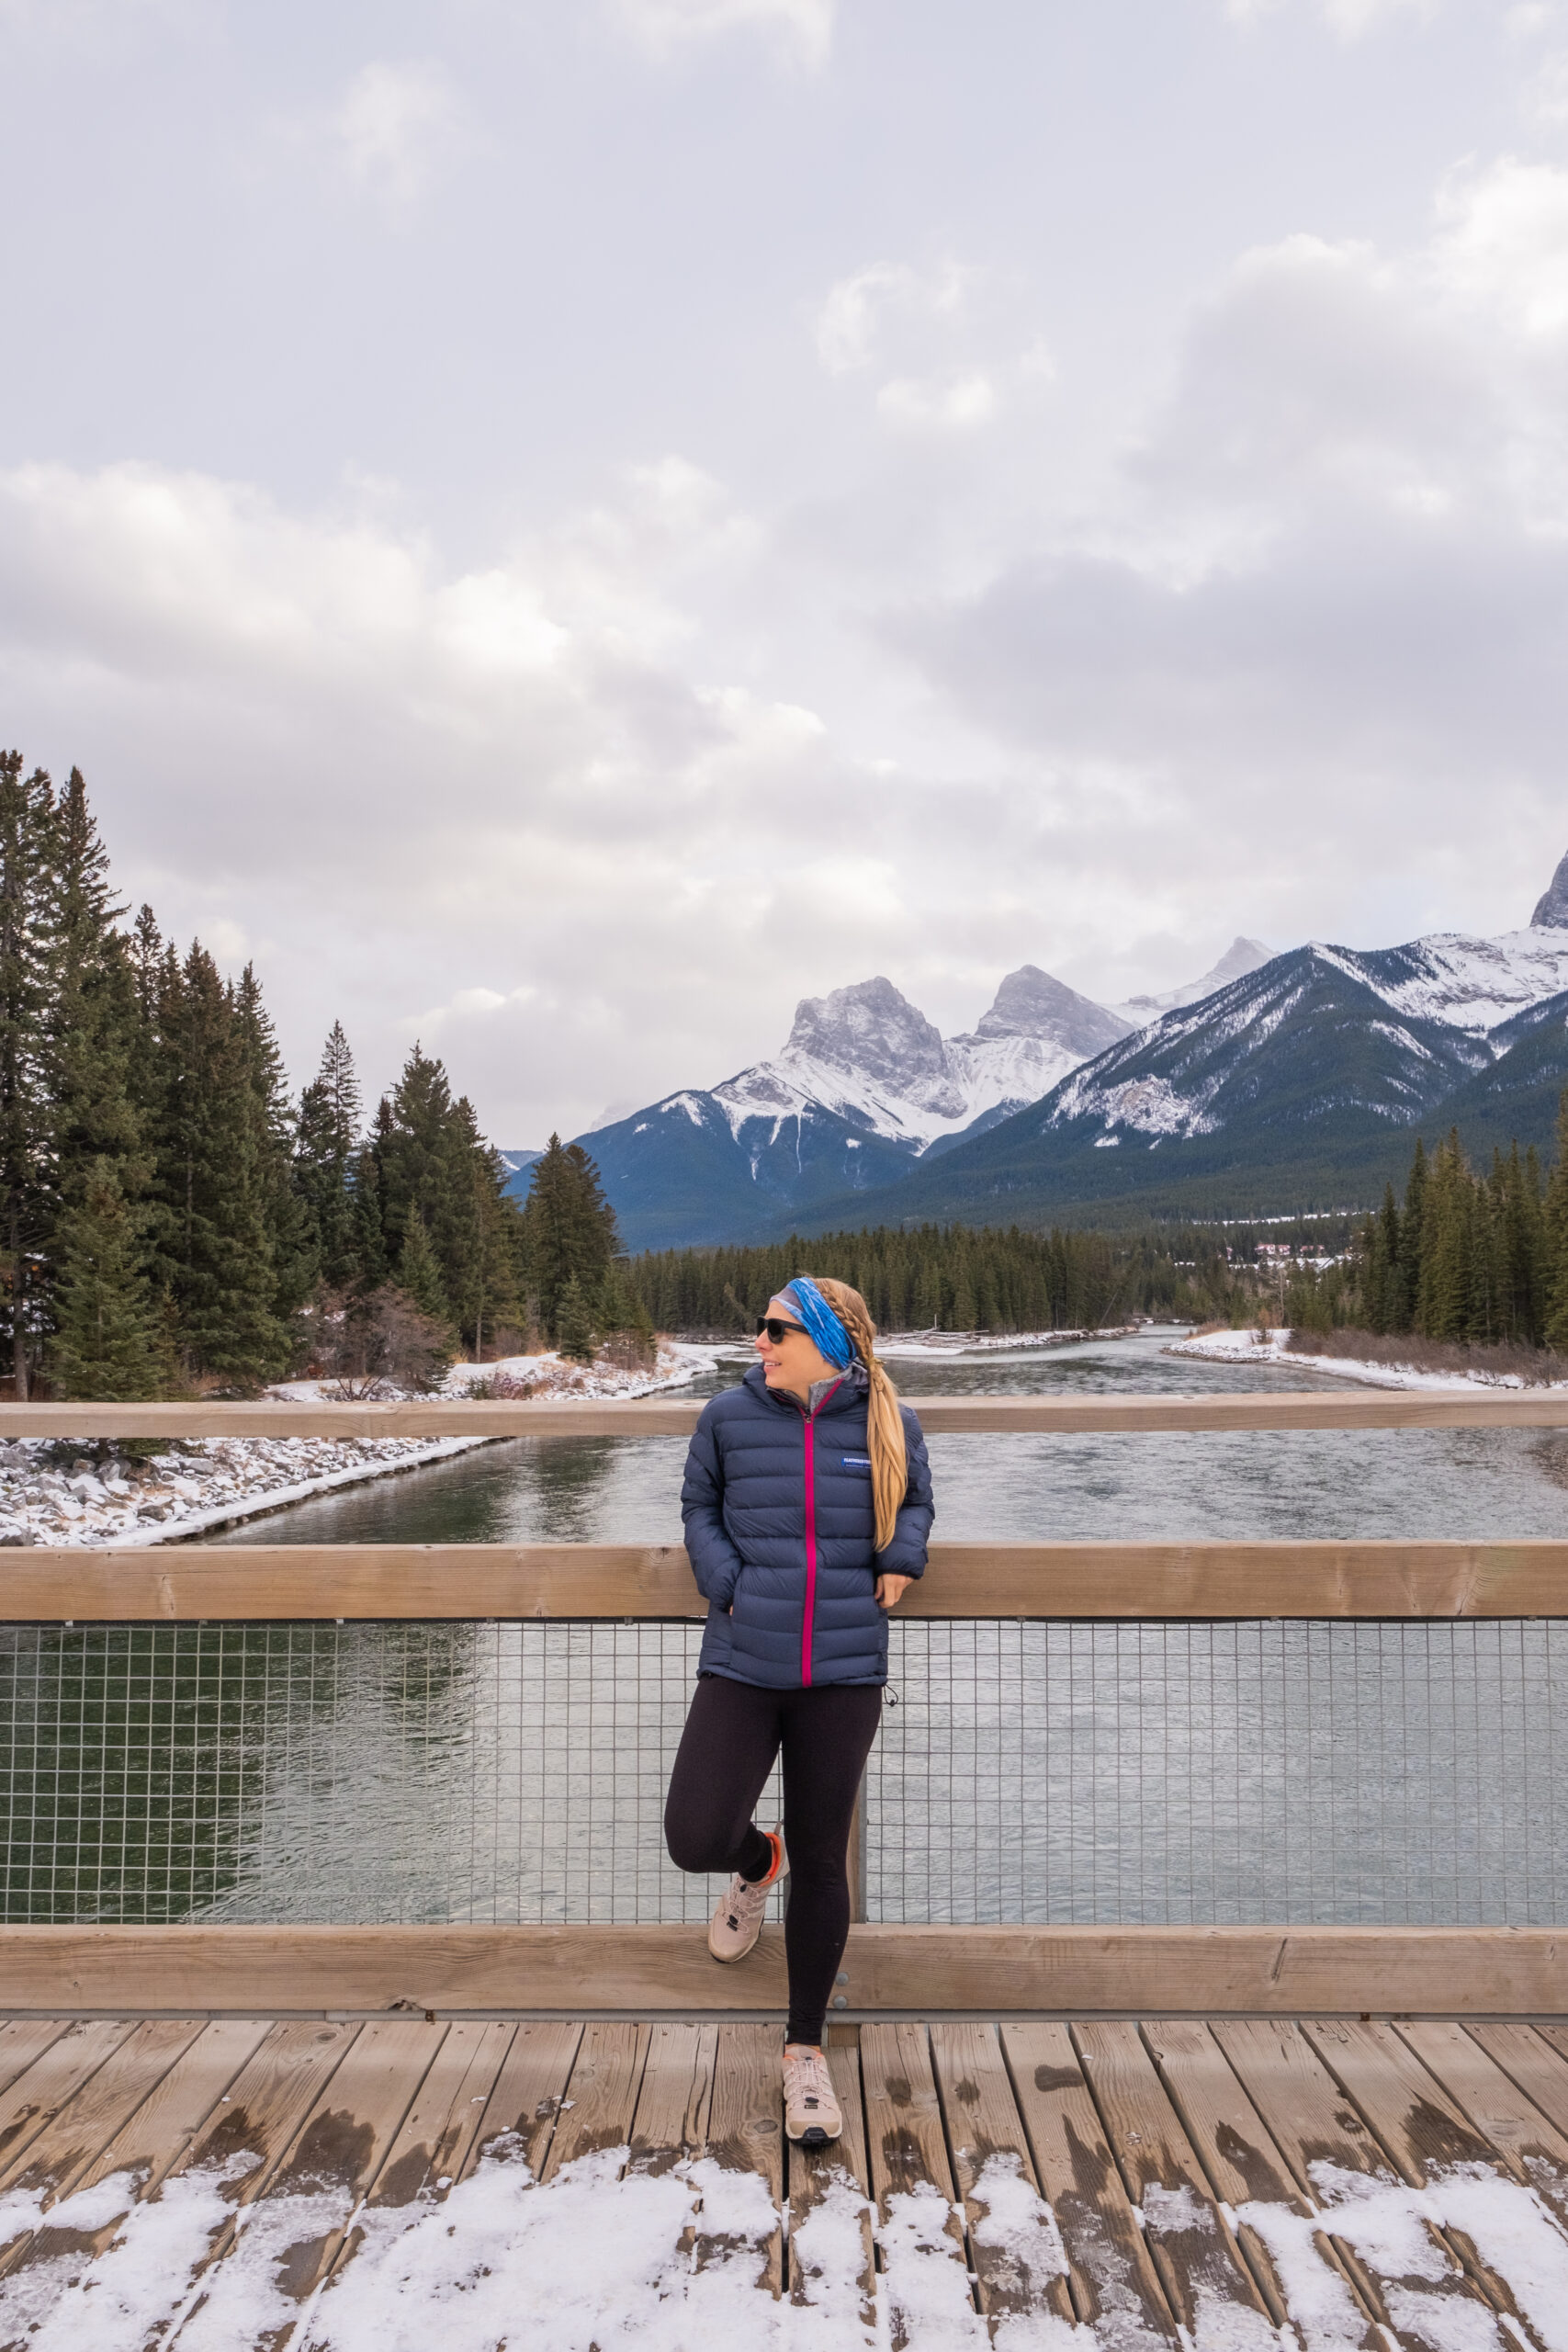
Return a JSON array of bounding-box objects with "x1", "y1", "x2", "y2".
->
[{"x1": 742, "y1": 1360, "x2": 867, "y2": 1416}]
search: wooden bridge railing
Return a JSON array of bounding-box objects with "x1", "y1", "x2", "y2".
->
[{"x1": 5, "y1": 1387, "x2": 1568, "y2": 2020}]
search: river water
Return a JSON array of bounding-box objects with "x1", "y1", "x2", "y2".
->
[{"x1": 6, "y1": 1329, "x2": 1568, "y2": 1930}]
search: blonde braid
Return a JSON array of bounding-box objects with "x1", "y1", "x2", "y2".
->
[{"x1": 810, "y1": 1276, "x2": 908, "y2": 1553}]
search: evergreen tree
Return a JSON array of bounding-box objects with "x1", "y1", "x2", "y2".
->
[
  {"x1": 520, "y1": 1135, "x2": 620, "y2": 1340},
  {"x1": 294, "y1": 1022, "x2": 362, "y2": 1290},
  {"x1": 396, "y1": 1208, "x2": 453, "y2": 1339},
  {"x1": 554, "y1": 1272, "x2": 598, "y2": 1363},
  {"x1": 446, "y1": 1096, "x2": 522, "y2": 1361},
  {"x1": 0, "y1": 755, "x2": 63, "y2": 1396},
  {"x1": 1416, "y1": 1132, "x2": 1472, "y2": 1340},
  {"x1": 234, "y1": 963, "x2": 314, "y2": 1330},
  {"x1": 49, "y1": 1159, "x2": 165, "y2": 1400},
  {"x1": 1396, "y1": 1137, "x2": 1428, "y2": 1331},
  {"x1": 1543, "y1": 1093, "x2": 1568, "y2": 1350},
  {"x1": 145, "y1": 943, "x2": 291, "y2": 1388}
]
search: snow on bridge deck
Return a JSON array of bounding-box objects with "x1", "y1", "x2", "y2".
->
[{"x1": 1, "y1": 2009, "x2": 1567, "y2": 2346}]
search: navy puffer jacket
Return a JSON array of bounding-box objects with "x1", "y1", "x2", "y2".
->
[{"x1": 682, "y1": 1362, "x2": 934, "y2": 1689}]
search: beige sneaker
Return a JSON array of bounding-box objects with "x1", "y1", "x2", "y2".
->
[
  {"x1": 784, "y1": 2045, "x2": 841, "y2": 2146},
  {"x1": 706, "y1": 1829, "x2": 786, "y2": 1963}
]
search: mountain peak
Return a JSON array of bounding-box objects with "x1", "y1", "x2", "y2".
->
[
  {"x1": 1531, "y1": 851, "x2": 1568, "y2": 930},
  {"x1": 783, "y1": 976, "x2": 948, "y2": 1086},
  {"x1": 971, "y1": 965, "x2": 1132, "y2": 1057},
  {"x1": 1117, "y1": 936, "x2": 1273, "y2": 1020}
]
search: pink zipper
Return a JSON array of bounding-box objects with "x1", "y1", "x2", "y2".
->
[{"x1": 799, "y1": 1381, "x2": 841, "y2": 1687}]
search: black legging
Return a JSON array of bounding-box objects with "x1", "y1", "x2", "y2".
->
[{"x1": 664, "y1": 1675, "x2": 883, "y2": 2046}]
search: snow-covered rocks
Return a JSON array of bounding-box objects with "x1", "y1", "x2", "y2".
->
[{"x1": 0, "y1": 1343, "x2": 717, "y2": 1549}]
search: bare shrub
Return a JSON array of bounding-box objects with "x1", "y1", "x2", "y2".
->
[
  {"x1": 597, "y1": 1328, "x2": 660, "y2": 1374},
  {"x1": 305, "y1": 1286, "x2": 454, "y2": 1395},
  {"x1": 1286, "y1": 1325, "x2": 1567, "y2": 1386},
  {"x1": 465, "y1": 1368, "x2": 545, "y2": 1399}
]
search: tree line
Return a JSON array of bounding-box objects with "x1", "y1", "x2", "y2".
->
[
  {"x1": 1337, "y1": 1112, "x2": 1568, "y2": 1350},
  {"x1": 4, "y1": 754, "x2": 634, "y2": 1397},
  {"x1": 626, "y1": 1222, "x2": 1250, "y2": 1337}
]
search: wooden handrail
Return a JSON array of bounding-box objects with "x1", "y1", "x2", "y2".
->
[
  {"x1": 11, "y1": 1539, "x2": 1568, "y2": 1620},
  {"x1": 5, "y1": 1386, "x2": 1568, "y2": 1436}
]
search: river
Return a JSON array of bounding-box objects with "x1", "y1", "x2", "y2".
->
[{"x1": 6, "y1": 1329, "x2": 1567, "y2": 1931}]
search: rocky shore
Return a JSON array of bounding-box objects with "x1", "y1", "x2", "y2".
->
[{"x1": 3, "y1": 1341, "x2": 720, "y2": 1549}]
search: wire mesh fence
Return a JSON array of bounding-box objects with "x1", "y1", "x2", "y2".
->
[{"x1": 1, "y1": 1617, "x2": 1564, "y2": 1928}]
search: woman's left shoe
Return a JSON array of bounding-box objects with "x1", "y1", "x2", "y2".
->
[{"x1": 783, "y1": 2045, "x2": 842, "y2": 2147}]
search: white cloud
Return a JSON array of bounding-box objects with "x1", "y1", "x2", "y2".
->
[
  {"x1": 876, "y1": 373, "x2": 997, "y2": 431},
  {"x1": 1433, "y1": 155, "x2": 1568, "y2": 333},
  {"x1": 332, "y1": 60, "x2": 464, "y2": 203},
  {"x1": 615, "y1": 0, "x2": 833, "y2": 69},
  {"x1": 1224, "y1": 0, "x2": 1431, "y2": 35},
  {"x1": 813, "y1": 263, "x2": 971, "y2": 374}
]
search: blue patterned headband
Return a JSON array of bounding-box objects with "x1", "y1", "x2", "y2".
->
[{"x1": 780, "y1": 1277, "x2": 855, "y2": 1371}]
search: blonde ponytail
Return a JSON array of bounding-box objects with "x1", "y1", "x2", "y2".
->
[{"x1": 811, "y1": 1275, "x2": 908, "y2": 1553}]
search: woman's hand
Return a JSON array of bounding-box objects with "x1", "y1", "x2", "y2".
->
[{"x1": 874, "y1": 1574, "x2": 911, "y2": 1611}]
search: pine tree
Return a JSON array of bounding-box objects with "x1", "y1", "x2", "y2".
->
[
  {"x1": 49, "y1": 1159, "x2": 165, "y2": 1400},
  {"x1": 1416, "y1": 1132, "x2": 1472, "y2": 1341},
  {"x1": 554, "y1": 1272, "x2": 598, "y2": 1363},
  {"x1": 1396, "y1": 1137, "x2": 1428, "y2": 1331},
  {"x1": 0, "y1": 756, "x2": 63, "y2": 1396},
  {"x1": 146, "y1": 943, "x2": 291, "y2": 1388},
  {"x1": 519, "y1": 1135, "x2": 621, "y2": 1340},
  {"x1": 294, "y1": 1022, "x2": 363, "y2": 1290},
  {"x1": 1542, "y1": 1092, "x2": 1568, "y2": 1350},
  {"x1": 396, "y1": 1207, "x2": 452, "y2": 1333}
]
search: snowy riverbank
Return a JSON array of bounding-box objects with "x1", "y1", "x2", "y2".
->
[
  {"x1": 875, "y1": 1325, "x2": 1139, "y2": 1358},
  {"x1": 1167, "y1": 1324, "x2": 1568, "y2": 1391},
  {"x1": 0, "y1": 1342, "x2": 722, "y2": 1550}
]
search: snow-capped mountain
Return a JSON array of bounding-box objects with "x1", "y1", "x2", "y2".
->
[
  {"x1": 707, "y1": 969, "x2": 1133, "y2": 1156},
  {"x1": 579, "y1": 967, "x2": 1134, "y2": 1250},
  {"x1": 786, "y1": 865, "x2": 1568, "y2": 1235},
  {"x1": 1113, "y1": 936, "x2": 1272, "y2": 1022}
]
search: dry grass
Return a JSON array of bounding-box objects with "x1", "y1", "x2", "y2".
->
[{"x1": 1286, "y1": 1325, "x2": 1568, "y2": 1386}]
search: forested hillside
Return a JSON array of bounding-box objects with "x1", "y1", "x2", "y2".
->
[
  {"x1": 3, "y1": 753, "x2": 637, "y2": 1396},
  {"x1": 626, "y1": 1222, "x2": 1286, "y2": 1336}
]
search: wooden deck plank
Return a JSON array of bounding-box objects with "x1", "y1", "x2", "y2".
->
[
  {"x1": 539, "y1": 2021, "x2": 649, "y2": 2179},
  {"x1": 1396, "y1": 2019, "x2": 1568, "y2": 2231},
  {"x1": 0, "y1": 2019, "x2": 133, "y2": 2184},
  {"x1": 355, "y1": 2020, "x2": 515, "y2": 2211},
  {"x1": 462, "y1": 2018, "x2": 581, "y2": 2180},
  {"x1": 1074, "y1": 2018, "x2": 1272, "y2": 2340},
  {"x1": 1143, "y1": 2018, "x2": 1379, "y2": 2342},
  {"x1": 1216, "y1": 2020, "x2": 1494, "y2": 2351},
  {"x1": 788, "y1": 2040, "x2": 875, "y2": 2324},
  {"x1": 0, "y1": 2026, "x2": 65, "y2": 2103},
  {"x1": 0, "y1": 2020, "x2": 272, "y2": 2297},
  {"x1": 214, "y1": 2018, "x2": 446, "y2": 2346},
  {"x1": 1468, "y1": 2023, "x2": 1568, "y2": 2144},
  {"x1": 148, "y1": 2020, "x2": 363, "y2": 2312},
  {"x1": 1000, "y1": 2021, "x2": 1176, "y2": 2340},
  {"x1": 697, "y1": 2024, "x2": 784, "y2": 2299},
  {"x1": 929, "y1": 2019, "x2": 1076, "y2": 2327},
  {"x1": 863, "y1": 2021, "x2": 973, "y2": 2351},
  {"x1": 1304, "y1": 2018, "x2": 1550, "y2": 2342},
  {"x1": 0, "y1": 2018, "x2": 201, "y2": 2259},
  {"x1": 626, "y1": 2021, "x2": 716, "y2": 2176}
]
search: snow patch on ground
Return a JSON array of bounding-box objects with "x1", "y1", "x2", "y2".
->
[
  {"x1": 6, "y1": 2145, "x2": 1568, "y2": 2350},
  {"x1": 1165, "y1": 1325, "x2": 1566, "y2": 1393},
  {"x1": 1, "y1": 1343, "x2": 720, "y2": 1550},
  {"x1": 874, "y1": 1326, "x2": 1138, "y2": 1360}
]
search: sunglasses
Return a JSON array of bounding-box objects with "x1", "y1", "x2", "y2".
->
[{"x1": 755, "y1": 1317, "x2": 807, "y2": 1343}]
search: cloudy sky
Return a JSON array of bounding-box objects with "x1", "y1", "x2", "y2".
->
[{"x1": 4, "y1": 0, "x2": 1568, "y2": 1143}]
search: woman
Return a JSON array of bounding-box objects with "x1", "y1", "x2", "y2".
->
[{"x1": 664, "y1": 1273, "x2": 933, "y2": 2147}]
